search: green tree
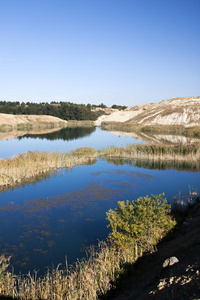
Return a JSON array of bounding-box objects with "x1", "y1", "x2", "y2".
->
[
  {"x1": 111, "y1": 104, "x2": 127, "y2": 110},
  {"x1": 99, "y1": 103, "x2": 107, "y2": 108}
]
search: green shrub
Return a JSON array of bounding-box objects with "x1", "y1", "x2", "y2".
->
[{"x1": 106, "y1": 193, "x2": 176, "y2": 254}]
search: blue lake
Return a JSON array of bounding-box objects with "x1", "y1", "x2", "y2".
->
[{"x1": 0, "y1": 127, "x2": 199, "y2": 274}]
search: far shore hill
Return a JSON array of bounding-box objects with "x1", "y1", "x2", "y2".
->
[{"x1": 95, "y1": 96, "x2": 200, "y2": 127}]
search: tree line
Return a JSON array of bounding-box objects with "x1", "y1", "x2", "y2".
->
[{"x1": 0, "y1": 101, "x2": 100, "y2": 121}]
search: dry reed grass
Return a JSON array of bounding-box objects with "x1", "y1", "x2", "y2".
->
[
  {"x1": 99, "y1": 143, "x2": 200, "y2": 163},
  {"x1": 0, "y1": 242, "x2": 143, "y2": 300},
  {"x1": 0, "y1": 147, "x2": 97, "y2": 189},
  {"x1": 102, "y1": 122, "x2": 200, "y2": 137}
]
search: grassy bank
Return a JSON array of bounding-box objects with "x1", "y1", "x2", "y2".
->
[
  {"x1": 0, "y1": 120, "x2": 94, "y2": 133},
  {"x1": 101, "y1": 122, "x2": 200, "y2": 137},
  {"x1": 0, "y1": 148, "x2": 97, "y2": 189},
  {"x1": 0, "y1": 122, "x2": 67, "y2": 132},
  {"x1": 102, "y1": 122, "x2": 186, "y2": 134},
  {"x1": 99, "y1": 143, "x2": 200, "y2": 163},
  {"x1": 67, "y1": 120, "x2": 95, "y2": 127},
  {"x1": 0, "y1": 194, "x2": 176, "y2": 300}
]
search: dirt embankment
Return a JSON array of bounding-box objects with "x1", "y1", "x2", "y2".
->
[
  {"x1": 96, "y1": 97, "x2": 200, "y2": 127},
  {"x1": 0, "y1": 113, "x2": 68, "y2": 131}
]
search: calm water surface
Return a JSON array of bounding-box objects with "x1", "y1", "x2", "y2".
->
[
  {"x1": 0, "y1": 127, "x2": 199, "y2": 274},
  {"x1": 0, "y1": 127, "x2": 141, "y2": 159}
]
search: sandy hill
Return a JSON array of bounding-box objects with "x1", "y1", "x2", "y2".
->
[
  {"x1": 0, "y1": 113, "x2": 67, "y2": 130},
  {"x1": 96, "y1": 97, "x2": 200, "y2": 127}
]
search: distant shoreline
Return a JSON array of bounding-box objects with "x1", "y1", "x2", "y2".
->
[
  {"x1": 0, "y1": 113, "x2": 96, "y2": 137},
  {"x1": 0, "y1": 113, "x2": 68, "y2": 131}
]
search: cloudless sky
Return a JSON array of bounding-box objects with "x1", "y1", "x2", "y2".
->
[{"x1": 0, "y1": 0, "x2": 199, "y2": 106}]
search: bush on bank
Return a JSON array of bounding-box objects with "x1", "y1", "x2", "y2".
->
[{"x1": 107, "y1": 193, "x2": 176, "y2": 255}]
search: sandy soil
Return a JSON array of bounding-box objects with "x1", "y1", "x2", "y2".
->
[
  {"x1": 0, "y1": 113, "x2": 67, "y2": 128},
  {"x1": 96, "y1": 97, "x2": 200, "y2": 127}
]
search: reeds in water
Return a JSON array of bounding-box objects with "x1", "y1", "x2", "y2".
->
[
  {"x1": 0, "y1": 242, "x2": 141, "y2": 299},
  {"x1": 99, "y1": 143, "x2": 200, "y2": 162},
  {"x1": 0, "y1": 147, "x2": 97, "y2": 189}
]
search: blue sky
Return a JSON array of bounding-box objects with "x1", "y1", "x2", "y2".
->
[{"x1": 0, "y1": 0, "x2": 199, "y2": 107}]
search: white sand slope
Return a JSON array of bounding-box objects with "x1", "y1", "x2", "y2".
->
[{"x1": 95, "y1": 97, "x2": 200, "y2": 127}]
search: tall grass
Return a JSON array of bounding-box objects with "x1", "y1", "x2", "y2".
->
[
  {"x1": 67, "y1": 120, "x2": 95, "y2": 127},
  {"x1": 99, "y1": 143, "x2": 200, "y2": 162},
  {"x1": 0, "y1": 147, "x2": 97, "y2": 189},
  {"x1": 101, "y1": 122, "x2": 200, "y2": 137},
  {"x1": 0, "y1": 242, "x2": 141, "y2": 299}
]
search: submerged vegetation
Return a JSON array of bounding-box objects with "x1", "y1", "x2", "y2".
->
[{"x1": 0, "y1": 194, "x2": 176, "y2": 299}]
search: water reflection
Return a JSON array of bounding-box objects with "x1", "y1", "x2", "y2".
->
[
  {"x1": 104, "y1": 157, "x2": 200, "y2": 172},
  {"x1": 110, "y1": 130, "x2": 200, "y2": 145},
  {"x1": 17, "y1": 126, "x2": 96, "y2": 141},
  {"x1": 0, "y1": 127, "x2": 141, "y2": 159},
  {"x1": 0, "y1": 127, "x2": 63, "y2": 141}
]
